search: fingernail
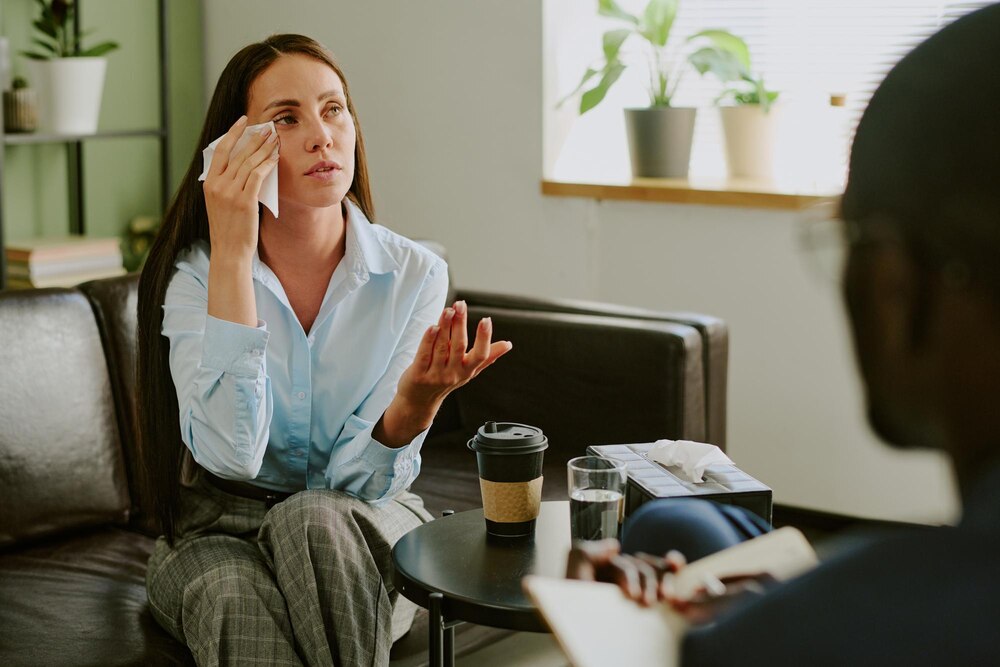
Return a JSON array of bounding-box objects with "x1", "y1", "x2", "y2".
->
[
  {"x1": 458, "y1": 300, "x2": 467, "y2": 313},
  {"x1": 430, "y1": 325, "x2": 439, "y2": 335},
  {"x1": 445, "y1": 308, "x2": 454, "y2": 319},
  {"x1": 237, "y1": 115, "x2": 248, "y2": 124}
]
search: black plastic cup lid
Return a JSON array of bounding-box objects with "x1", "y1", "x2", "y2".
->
[{"x1": 467, "y1": 421, "x2": 548, "y2": 455}]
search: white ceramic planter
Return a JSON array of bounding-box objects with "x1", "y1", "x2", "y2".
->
[
  {"x1": 26, "y1": 57, "x2": 107, "y2": 134},
  {"x1": 719, "y1": 105, "x2": 777, "y2": 180}
]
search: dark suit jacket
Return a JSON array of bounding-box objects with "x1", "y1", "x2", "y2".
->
[{"x1": 683, "y1": 465, "x2": 1000, "y2": 666}]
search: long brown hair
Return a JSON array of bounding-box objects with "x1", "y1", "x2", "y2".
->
[{"x1": 136, "y1": 35, "x2": 375, "y2": 542}]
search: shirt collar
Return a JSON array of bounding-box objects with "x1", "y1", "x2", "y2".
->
[
  {"x1": 250, "y1": 199, "x2": 399, "y2": 289},
  {"x1": 344, "y1": 199, "x2": 400, "y2": 276}
]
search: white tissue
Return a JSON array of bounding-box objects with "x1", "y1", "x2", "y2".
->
[
  {"x1": 199, "y1": 121, "x2": 279, "y2": 218},
  {"x1": 647, "y1": 439, "x2": 734, "y2": 484}
]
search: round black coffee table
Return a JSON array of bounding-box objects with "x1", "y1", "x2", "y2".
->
[{"x1": 392, "y1": 501, "x2": 571, "y2": 667}]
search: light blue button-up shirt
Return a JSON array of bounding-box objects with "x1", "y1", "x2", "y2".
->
[{"x1": 162, "y1": 201, "x2": 448, "y2": 502}]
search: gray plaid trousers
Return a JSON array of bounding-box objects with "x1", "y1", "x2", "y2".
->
[{"x1": 146, "y1": 475, "x2": 431, "y2": 667}]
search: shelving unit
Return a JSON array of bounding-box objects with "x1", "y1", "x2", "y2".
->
[{"x1": 0, "y1": 0, "x2": 170, "y2": 290}]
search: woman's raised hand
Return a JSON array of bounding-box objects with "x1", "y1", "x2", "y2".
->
[
  {"x1": 397, "y1": 300, "x2": 513, "y2": 418},
  {"x1": 203, "y1": 116, "x2": 279, "y2": 259}
]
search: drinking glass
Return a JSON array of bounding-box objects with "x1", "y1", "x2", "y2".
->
[{"x1": 567, "y1": 456, "x2": 627, "y2": 541}]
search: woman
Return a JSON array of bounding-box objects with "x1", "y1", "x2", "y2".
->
[{"x1": 136, "y1": 34, "x2": 511, "y2": 666}]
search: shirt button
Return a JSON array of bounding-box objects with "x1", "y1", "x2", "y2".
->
[{"x1": 297, "y1": 391, "x2": 306, "y2": 399}]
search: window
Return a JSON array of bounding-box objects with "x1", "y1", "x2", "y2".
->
[{"x1": 544, "y1": 0, "x2": 992, "y2": 190}]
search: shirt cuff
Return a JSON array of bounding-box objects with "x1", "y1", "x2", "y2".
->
[
  {"x1": 200, "y1": 315, "x2": 269, "y2": 377},
  {"x1": 367, "y1": 430, "x2": 424, "y2": 482}
]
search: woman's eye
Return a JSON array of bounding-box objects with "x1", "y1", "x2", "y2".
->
[
  {"x1": 326, "y1": 105, "x2": 342, "y2": 117},
  {"x1": 274, "y1": 115, "x2": 296, "y2": 125}
]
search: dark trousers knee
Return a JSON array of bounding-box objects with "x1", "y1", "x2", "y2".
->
[{"x1": 621, "y1": 499, "x2": 770, "y2": 561}]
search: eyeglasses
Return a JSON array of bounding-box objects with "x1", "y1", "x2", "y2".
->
[
  {"x1": 797, "y1": 199, "x2": 853, "y2": 284},
  {"x1": 798, "y1": 203, "x2": 976, "y2": 289}
]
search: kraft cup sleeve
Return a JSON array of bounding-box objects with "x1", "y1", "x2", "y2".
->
[
  {"x1": 480, "y1": 477, "x2": 543, "y2": 522},
  {"x1": 199, "y1": 121, "x2": 279, "y2": 218},
  {"x1": 647, "y1": 440, "x2": 734, "y2": 483}
]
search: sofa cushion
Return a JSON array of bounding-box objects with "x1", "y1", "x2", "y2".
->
[
  {"x1": 0, "y1": 527, "x2": 192, "y2": 666},
  {"x1": 0, "y1": 289, "x2": 130, "y2": 548}
]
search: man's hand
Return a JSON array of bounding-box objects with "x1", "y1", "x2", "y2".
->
[
  {"x1": 566, "y1": 539, "x2": 775, "y2": 623},
  {"x1": 566, "y1": 539, "x2": 686, "y2": 608}
]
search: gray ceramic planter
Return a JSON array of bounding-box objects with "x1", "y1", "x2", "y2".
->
[{"x1": 624, "y1": 106, "x2": 697, "y2": 178}]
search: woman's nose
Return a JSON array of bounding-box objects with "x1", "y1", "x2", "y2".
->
[{"x1": 305, "y1": 117, "x2": 333, "y2": 151}]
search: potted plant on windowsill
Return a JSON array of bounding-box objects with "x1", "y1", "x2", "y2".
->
[
  {"x1": 687, "y1": 30, "x2": 779, "y2": 180},
  {"x1": 20, "y1": 0, "x2": 119, "y2": 135},
  {"x1": 561, "y1": 0, "x2": 696, "y2": 179}
]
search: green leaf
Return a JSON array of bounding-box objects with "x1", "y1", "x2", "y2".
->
[
  {"x1": 688, "y1": 47, "x2": 748, "y2": 83},
  {"x1": 602, "y1": 29, "x2": 630, "y2": 62},
  {"x1": 688, "y1": 29, "x2": 751, "y2": 70},
  {"x1": 598, "y1": 0, "x2": 638, "y2": 24},
  {"x1": 33, "y1": 18, "x2": 58, "y2": 40},
  {"x1": 639, "y1": 0, "x2": 677, "y2": 47},
  {"x1": 78, "y1": 41, "x2": 119, "y2": 57},
  {"x1": 580, "y1": 62, "x2": 626, "y2": 114},
  {"x1": 30, "y1": 37, "x2": 58, "y2": 54},
  {"x1": 20, "y1": 50, "x2": 52, "y2": 60},
  {"x1": 557, "y1": 67, "x2": 600, "y2": 108}
]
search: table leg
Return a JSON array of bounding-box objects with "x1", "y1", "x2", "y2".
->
[
  {"x1": 444, "y1": 623, "x2": 455, "y2": 667},
  {"x1": 429, "y1": 592, "x2": 444, "y2": 667}
]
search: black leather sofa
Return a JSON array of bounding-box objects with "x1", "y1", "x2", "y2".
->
[{"x1": 0, "y1": 272, "x2": 726, "y2": 666}]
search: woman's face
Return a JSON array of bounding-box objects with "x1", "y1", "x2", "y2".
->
[{"x1": 247, "y1": 53, "x2": 357, "y2": 213}]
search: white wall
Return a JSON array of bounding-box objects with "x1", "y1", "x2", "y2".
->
[{"x1": 202, "y1": 0, "x2": 958, "y2": 524}]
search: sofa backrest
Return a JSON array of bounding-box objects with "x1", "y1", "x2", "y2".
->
[
  {"x1": 0, "y1": 288, "x2": 130, "y2": 549},
  {"x1": 78, "y1": 274, "x2": 150, "y2": 531}
]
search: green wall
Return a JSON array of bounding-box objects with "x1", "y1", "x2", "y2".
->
[{"x1": 0, "y1": 0, "x2": 203, "y2": 244}]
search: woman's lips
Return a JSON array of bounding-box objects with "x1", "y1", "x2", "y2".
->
[{"x1": 304, "y1": 160, "x2": 342, "y2": 182}]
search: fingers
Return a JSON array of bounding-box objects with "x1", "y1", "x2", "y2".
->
[
  {"x1": 234, "y1": 124, "x2": 278, "y2": 188},
  {"x1": 432, "y1": 307, "x2": 455, "y2": 366},
  {"x1": 412, "y1": 324, "x2": 440, "y2": 372},
  {"x1": 208, "y1": 115, "x2": 248, "y2": 176},
  {"x1": 465, "y1": 316, "x2": 493, "y2": 368},
  {"x1": 609, "y1": 554, "x2": 642, "y2": 602},
  {"x1": 448, "y1": 301, "x2": 469, "y2": 366},
  {"x1": 242, "y1": 132, "x2": 280, "y2": 194}
]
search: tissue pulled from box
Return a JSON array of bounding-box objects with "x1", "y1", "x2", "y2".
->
[
  {"x1": 647, "y1": 440, "x2": 734, "y2": 483},
  {"x1": 199, "y1": 121, "x2": 279, "y2": 218}
]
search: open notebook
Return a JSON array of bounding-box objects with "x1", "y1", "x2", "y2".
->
[{"x1": 523, "y1": 526, "x2": 818, "y2": 667}]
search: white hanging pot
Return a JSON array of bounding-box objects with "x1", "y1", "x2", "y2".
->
[
  {"x1": 26, "y1": 57, "x2": 108, "y2": 134},
  {"x1": 719, "y1": 105, "x2": 778, "y2": 180}
]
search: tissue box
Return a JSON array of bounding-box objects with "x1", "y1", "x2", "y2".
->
[{"x1": 587, "y1": 442, "x2": 773, "y2": 524}]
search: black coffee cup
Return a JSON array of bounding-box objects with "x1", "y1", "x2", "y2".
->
[{"x1": 468, "y1": 421, "x2": 548, "y2": 537}]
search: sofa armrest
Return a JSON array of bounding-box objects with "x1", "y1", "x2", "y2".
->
[
  {"x1": 457, "y1": 289, "x2": 728, "y2": 448},
  {"x1": 457, "y1": 306, "x2": 704, "y2": 457}
]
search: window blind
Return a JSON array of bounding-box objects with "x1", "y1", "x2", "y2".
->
[{"x1": 547, "y1": 0, "x2": 993, "y2": 186}]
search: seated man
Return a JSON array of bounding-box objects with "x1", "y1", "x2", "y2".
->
[{"x1": 570, "y1": 4, "x2": 1000, "y2": 665}]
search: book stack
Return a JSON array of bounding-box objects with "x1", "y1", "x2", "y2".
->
[{"x1": 5, "y1": 236, "x2": 127, "y2": 289}]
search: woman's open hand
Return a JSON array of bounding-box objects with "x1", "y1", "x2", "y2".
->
[
  {"x1": 396, "y1": 300, "x2": 512, "y2": 415},
  {"x1": 203, "y1": 116, "x2": 279, "y2": 259}
]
